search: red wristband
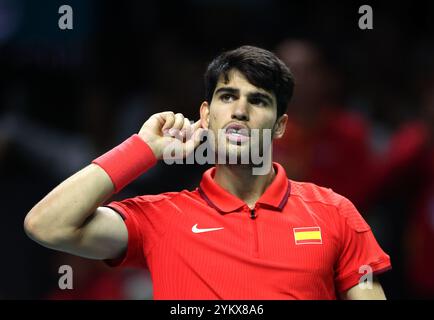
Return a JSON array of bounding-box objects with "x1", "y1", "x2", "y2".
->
[{"x1": 92, "y1": 134, "x2": 157, "y2": 193}]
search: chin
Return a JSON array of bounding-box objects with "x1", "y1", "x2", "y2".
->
[{"x1": 220, "y1": 144, "x2": 254, "y2": 165}]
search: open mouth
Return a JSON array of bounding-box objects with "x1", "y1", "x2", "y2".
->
[{"x1": 224, "y1": 123, "x2": 250, "y2": 144}]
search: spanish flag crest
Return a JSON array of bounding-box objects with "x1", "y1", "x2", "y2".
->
[{"x1": 293, "y1": 227, "x2": 322, "y2": 245}]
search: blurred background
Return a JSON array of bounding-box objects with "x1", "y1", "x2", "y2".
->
[{"x1": 1, "y1": 0, "x2": 433, "y2": 299}]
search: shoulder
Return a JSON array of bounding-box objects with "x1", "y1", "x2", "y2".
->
[
  {"x1": 289, "y1": 179, "x2": 343, "y2": 208},
  {"x1": 289, "y1": 180, "x2": 371, "y2": 232}
]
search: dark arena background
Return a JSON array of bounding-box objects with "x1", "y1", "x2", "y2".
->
[{"x1": 1, "y1": 0, "x2": 434, "y2": 300}]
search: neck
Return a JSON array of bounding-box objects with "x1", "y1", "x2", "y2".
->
[{"x1": 214, "y1": 163, "x2": 276, "y2": 209}]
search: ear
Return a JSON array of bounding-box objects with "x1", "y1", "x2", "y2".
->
[
  {"x1": 273, "y1": 114, "x2": 288, "y2": 139},
  {"x1": 199, "y1": 101, "x2": 210, "y2": 129}
]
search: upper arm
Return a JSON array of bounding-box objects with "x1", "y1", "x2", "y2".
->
[
  {"x1": 339, "y1": 278, "x2": 387, "y2": 300},
  {"x1": 334, "y1": 196, "x2": 392, "y2": 293},
  {"x1": 58, "y1": 206, "x2": 128, "y2": 260}
]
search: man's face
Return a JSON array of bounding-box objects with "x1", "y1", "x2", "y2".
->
[{"x1": 200, "y1": 69, "x2": 287, "y2": 163}]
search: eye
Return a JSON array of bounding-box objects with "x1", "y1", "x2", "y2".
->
[
  {"x1": 220, "y1": 94, "x2": 235, "y2": 103},
  {"x1": 250, "y1": 98, "x2": 268, "y2": 107}
]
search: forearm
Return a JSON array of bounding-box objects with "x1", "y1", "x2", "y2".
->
[
  {"x1": 24, "y1": 164, "x2": 114, "y2": 245},
  {"x1": 24, "y1": 112, "x2": 200, "y2": 255},
  {"x1": 24, "y1": 133, "x2": 157, "y2": 247}
]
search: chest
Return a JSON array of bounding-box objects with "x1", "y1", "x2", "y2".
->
[{"x1": 155, "y1": 205, "x2": 341, "y2": 277}]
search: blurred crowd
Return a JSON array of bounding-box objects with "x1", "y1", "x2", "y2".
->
[{"x1": 0, "y1": 0, "x2": 433, "y2": 299}]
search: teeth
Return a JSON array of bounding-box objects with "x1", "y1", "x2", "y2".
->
[
  {"x1": 227, "y1": 128, "x2": 239, "y2": 134},
  {"x1": 226, "y1": 127, "x2": 250, "y2": 137}
]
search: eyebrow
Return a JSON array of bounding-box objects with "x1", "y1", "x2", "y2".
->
[
  {"x1": 214, "y1": 87, "x2": 238, "y2": 96},
  {"x1": 214, "y1": 86, "x2": 274, "y2": 105}
]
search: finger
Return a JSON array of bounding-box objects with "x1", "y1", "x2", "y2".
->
[
  {"x1": 180, "y1": 118, "x2": 191, "y2": 140},
  {"x1": 192, "y1": 120, "x2": 202, "y2": 130},
  {"x1": 172, "y1": 113, "x2": 185, "y2": 131},
  {"x1": 164, "y1": 113, "x2": 184, "y2": 139},
  {"x1": 161, "y1": 112, "x2": 176, "y2": 133},
  {"x1": 183, "y1": 120, "x2": 202, "y2": 140},
  {"x1": 144, "y1": 111, "x2": 169, "y2": 130},
  {"x1": 167, "y1": 113, "x2": 184, "y2": 138},
  {"x1": 182, "y1": 118, "x2": 191, "y2": 130},
  {"x1": 192, "y1": 120, "x2": 206, "y2": 141}
]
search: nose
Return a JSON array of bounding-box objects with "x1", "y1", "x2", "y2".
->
[{"x1": 231, "y1": 98, "x2": 249, "y2": 121}]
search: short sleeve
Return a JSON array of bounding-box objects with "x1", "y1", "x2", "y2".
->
[
  {"x1": 103, "y1": 195, "x2": 174, "y2": 269},
  {"x1": 334, "y1": 197, "x2": 392, "y2": 293}
]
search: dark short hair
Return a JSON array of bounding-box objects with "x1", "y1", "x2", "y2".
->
[{"x1": 204, "y1": 45, "x2": 295, "y2": 118}]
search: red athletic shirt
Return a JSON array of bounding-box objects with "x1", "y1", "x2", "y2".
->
[{"x1": 105, "y1": 162, "x2": 391, "y2": 299}]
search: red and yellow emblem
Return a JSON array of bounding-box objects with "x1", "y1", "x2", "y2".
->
[{"x1": 293, "y1": 227, "x2": 322, "y2": 245}]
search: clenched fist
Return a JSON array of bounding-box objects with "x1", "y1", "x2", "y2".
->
[{"x1": 138, "y1": 111, "x2": 205, "y2": 160}]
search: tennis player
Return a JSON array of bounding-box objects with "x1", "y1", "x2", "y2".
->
[{"x1": 24, "y1": 45, "x2": 391, "y2": 299}]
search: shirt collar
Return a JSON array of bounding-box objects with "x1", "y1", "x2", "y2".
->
[{"x1": 198, "y1": 162, "x2": 291, "y2": 213}]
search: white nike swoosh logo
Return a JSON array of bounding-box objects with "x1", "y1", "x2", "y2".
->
[{"x1": 192, "y1": 224, "x2": 224, "y2": 234}]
